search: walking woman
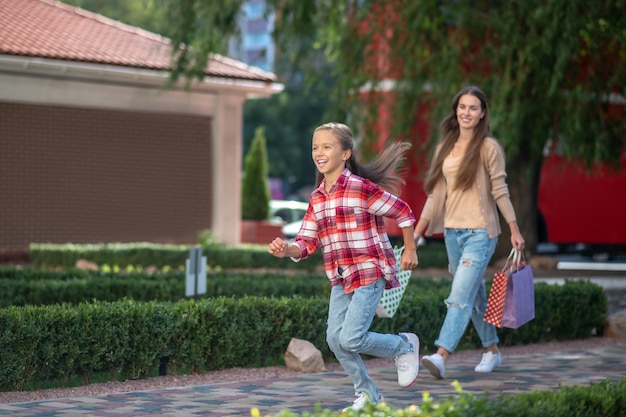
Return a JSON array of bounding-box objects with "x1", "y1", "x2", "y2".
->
[
  {"x1": 413, "y1": 86, "x2": 525, "y2": 379},
  {"x1": 269, "y1": 122, "x2": 420, "y2": 411}
]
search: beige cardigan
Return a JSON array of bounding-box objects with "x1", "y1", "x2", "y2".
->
[{"x1": 420, "y1": 137, "x2": 517, "y2": 239}]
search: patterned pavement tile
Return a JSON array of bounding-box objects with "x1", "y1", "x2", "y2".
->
[{"x1": 1, "y1": 344, "x2": 625, "y2": 416}]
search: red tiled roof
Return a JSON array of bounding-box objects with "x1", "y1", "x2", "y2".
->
[{"x1": 0, "y1": 0, "x2": 276, "y2": 82}]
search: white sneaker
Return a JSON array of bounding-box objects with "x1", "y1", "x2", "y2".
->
[
  {"x1": 474, "y1": 351, "x2": 502, "y2": 373},
  {"x1": 342, "y1": 392, "x2": 384, "y2": 412},
  {"x1": 421, "y1": 353, "x2": 445, "y2": 379},
  {"x1": 394, "y1": 332, "x2": 419, "y2": 387}
]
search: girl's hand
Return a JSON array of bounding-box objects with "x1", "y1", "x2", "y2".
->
[
  {"x1": 400, "y1": 249, "x2": 418, "y2": 270},
  {"x1": 268, "y1": 237, "x2": 289, "y2": 258}
]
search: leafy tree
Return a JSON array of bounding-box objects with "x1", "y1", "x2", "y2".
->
[
  {"x1": 60, "y1": 0, "x2": 240, "y2": 81},
  {"x1": 243, "y1": 49, "x2": 333, "y2": 198},
  {"x1": 242, "y1": 127, "x2": 271, "y2": 221},
  {"x1": 161, "y1": 0, "x2": 625, "y2": 254},
  {"x1": 60, "y1": 0, "x2": 169, "y2": 35},
  {"x1": 60, "y1": 0, "x2": 626, "y2": 254}
]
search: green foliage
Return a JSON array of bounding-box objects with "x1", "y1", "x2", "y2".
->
[
  {"x1": 163, "y1": 0, "x2": 244, "y2": 83},
  {"x1": 29, "y1": 242, "x2": 194, "y2": 269},
  {"x1": 243, "y1": 85, "x2": 322, "y2": 195},
  {"x1": 262, "y1": 0, "x2": 626, "y2": 169},
  {"x1": 196, "y1": 229, "x2": 224, "y2": 248},
  {"x1": 134, "y1": 0, "x2": 623, "y2": 255},
  {"x1": 263, "y1": 379, "x2": 626, "y2": 417},
  {"x1": 0, "y1": 267, "x2": 457, "y2": 307},
  {"x1": 171, "y1": 0, "x2": 626, "y2": 252},
  {"x1": 28, "y1": 242, "x2": 326, "y2": 270},
  {"x1": 0, "y1": 296, "x2": 331, "y2": 391},
  {"x1": 17, "y1": 244, "x2": 610, "y2": 354},
  {"x1": 242, "y1": 126, "x2": 271, "y2": 220},
  {"x1": 27, "y1": 242, "x2": 446, "y2": 270},
  {"x1": 58, "y1": 0, "x2": 626, "y2": 253},
  {"x1": 0, "y1": 269, "x2": 332, "y2": 307},
  {"x1": 306, "y1": 0, "x2": 625, "y2": 253}
]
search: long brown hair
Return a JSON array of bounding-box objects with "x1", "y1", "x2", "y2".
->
[
  {"x1": 313, "y1": 122, "x2": 410, "y2": 195},
  {"x1": 424, "y1": 86, "x2": 492, "y2": 193}
]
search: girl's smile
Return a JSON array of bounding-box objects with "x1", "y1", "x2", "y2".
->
[{"x1": 312, "y1": 129, "x2": 351, "y2": 184}]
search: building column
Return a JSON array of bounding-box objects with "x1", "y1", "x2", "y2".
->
[{"x1": 211, "y1": 92, "x2": 246, "y2": 245}]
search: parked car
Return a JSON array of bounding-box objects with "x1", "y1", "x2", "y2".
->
[
  {"x1": 269, "y1": 200, "x2": 309, "y2": 225},
  {"x1": 281, "y1": 220, "x2": 303, "y2": 239}
]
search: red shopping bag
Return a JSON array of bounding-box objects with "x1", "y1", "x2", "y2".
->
[
  {"x1": 483, "y1": 268, "x2": 510, "y2": 327},
  {"x1": 484, "y1": 249, "x2": 516, "y2": 328}
]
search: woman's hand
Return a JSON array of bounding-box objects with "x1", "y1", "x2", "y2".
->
[
  {"x1": 511, "y1": 231, "x2": 525, "y2": 251},
  {"x1": 268, "y1": 237, "x2": 290, "y2": 258},
  {"x1": 508, "y1": 221, "x2": 525, "y2": 251}
]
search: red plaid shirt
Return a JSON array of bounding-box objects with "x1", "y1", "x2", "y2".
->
[{"x1": 291, "y1": 169, "x2": 415, "y2": 293}]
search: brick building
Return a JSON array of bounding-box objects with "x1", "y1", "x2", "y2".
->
[{"x1": 0, "y1": 0, "x2": 282, "y2": 253}]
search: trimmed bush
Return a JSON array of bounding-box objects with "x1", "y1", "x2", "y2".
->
[
  {"x1": 28, "y1": 241, "x2": 448, "y2": 270},
  {"x1": 0, "y1": 279, "x2": 609, "y2": 391}
]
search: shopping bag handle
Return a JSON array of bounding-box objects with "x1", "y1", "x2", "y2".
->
[
  {"x1": 393, "y1": 245, "x2": 405, "y2": 270},
  {"x1": 511, "y1": 249, "x2": 527, "y2": 271},
  {"x1": 503, "y1": 248, "x2": 524, "y2": 273},
  {"x1": 503, "y1": 248, "x2": 516, "y2": 270}
]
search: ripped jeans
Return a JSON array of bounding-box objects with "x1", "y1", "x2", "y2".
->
[{"x1": 435, "y1": 228, "x2": 498, "y2": 353}]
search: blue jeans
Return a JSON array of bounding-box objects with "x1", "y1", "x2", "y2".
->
[
  {"x1": 327, "y1": 278, "x2": 412, "y2": 400},
  {"x1": 435, "y1": 228, "x2": 499, "y2": 353}
]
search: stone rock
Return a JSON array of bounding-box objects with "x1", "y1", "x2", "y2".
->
[
  {"x1": 284, "y1": 337, "x2": 326, "y2": 373},
  {"x1": 75, "y1": 259, "x2": 99, "y2": 271},
  {"x1": 604, "y1": 316, "x2": 626, "y2": 340}
]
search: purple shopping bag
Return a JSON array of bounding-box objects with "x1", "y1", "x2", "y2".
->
[{"x1": 501, "y1": 263, "x2": 535, "y2": 329}]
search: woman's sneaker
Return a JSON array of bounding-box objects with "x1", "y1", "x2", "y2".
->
[
  {"x1": 474, "y1": 351, "x2": 502, "y2": 373},
  {"x1": 394, "y1": 333, "x2": 419, "y2": 387},
  {"x1": 421, "y1": 353, "x2": 445, "y2": 379},
  {"x1": 342, "y1": 392, "x2": 384, "y2": 412}
]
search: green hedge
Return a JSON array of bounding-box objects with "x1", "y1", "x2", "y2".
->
[
  {"x1": 0, "y1": 267, "x2": 451, "y2": 307},
  {"x1": 0, "y1": 297, "x2": 328, "y2": 390},
  {"x1": 29, "y1": 243, "x2": 194, "y2": 269},
  {"x1": 28, "y1": 242, "x2": 325, "y2": 269},
  {"x1": 27, "y1": 242, "x2": 449, "y2": 270},
  {"x1": 0, "y1": 280, "x2": 608, "y2": 392},
  {"x1": 0, "y1": 269, "x2": 331, "y2": 307}
]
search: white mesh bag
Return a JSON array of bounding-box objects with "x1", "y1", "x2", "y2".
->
[{"x1": 376, "y1": 246, "x2": 412, "y2": 318}]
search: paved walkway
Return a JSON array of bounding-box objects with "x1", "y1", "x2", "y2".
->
[{"x1": 1, "y1": 342, "x2": 625, "y2": 416}]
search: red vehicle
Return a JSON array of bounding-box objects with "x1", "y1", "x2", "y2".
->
[{"x1": 537, "y1": 141, "x2": 626, "y2": 249}]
